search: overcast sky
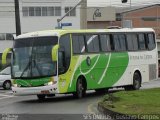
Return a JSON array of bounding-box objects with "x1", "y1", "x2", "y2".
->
[{"x1": 88, "y1": 0, "x2": 160, "y2": 7}]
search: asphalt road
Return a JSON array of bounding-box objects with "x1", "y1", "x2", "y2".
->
[
  {"x1": 0, "y1": 89, "x2": 104, "y2": 120},
  {"x1": 0, "y1": 79, "x2": 159, "y2": 120}
]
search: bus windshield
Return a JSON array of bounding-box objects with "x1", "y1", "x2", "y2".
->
[{"x1": 12, "y1": 36, "x2": 58, "y2": 79}]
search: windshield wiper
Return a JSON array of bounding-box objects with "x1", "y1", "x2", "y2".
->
[
  {"x1": 20, "y1": 46, "x2": 43, "y2": 78},
  {"x1": 32, "y1": 59, "x2": 43, "y2": 76},
  {"x1": 20, "y1": 55, "x2": 32, "y2": 78},
  {"x1": 20, "y1": 40, "x2": 34, "y2": 78}
]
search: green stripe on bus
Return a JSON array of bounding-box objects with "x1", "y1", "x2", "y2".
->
[{"x1": 67, "y1": 52, "x2": 129, "y2": 92}]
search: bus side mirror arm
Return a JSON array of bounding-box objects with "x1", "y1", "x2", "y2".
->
[
  {"x1": 2, "y1": 48, "x2": 12, "y2": 65},
  {"x1": 52, "y1": 45, "x2": 59, "y2": 62}
]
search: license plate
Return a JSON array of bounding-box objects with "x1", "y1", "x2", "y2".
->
[{"x1": 41, "y1": 90, "x2": 50, "y2": 94}]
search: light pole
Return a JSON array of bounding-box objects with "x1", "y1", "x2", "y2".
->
[
  {"x1": 56, "y1": 0, "x2": 86, "y2": 29},
  {"x1": 14, "y1": 0, "x2": 21, "y2": 36}
]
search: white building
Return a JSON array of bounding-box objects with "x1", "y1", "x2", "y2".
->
[{"x1": 0, "y1": 0, "x2": 87, "y2": 53}]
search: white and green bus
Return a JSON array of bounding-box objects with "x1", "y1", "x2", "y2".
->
[{"x1": 2, "y1": 28, "x2": 158, "y2": 100}]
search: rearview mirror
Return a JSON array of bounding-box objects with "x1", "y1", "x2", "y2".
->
[
  {"x1": 51, "y1": 44, "x2": 59, "y2": 62},
  {"x1": 2, "y1": 48, "x2": 12, "y2": 65}
]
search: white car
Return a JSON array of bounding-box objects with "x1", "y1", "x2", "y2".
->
[{"x1": 0, "y1": 67, "x2": 12, "y2": 90}]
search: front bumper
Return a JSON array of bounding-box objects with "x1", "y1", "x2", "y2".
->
[{"x1": 12, "y1": 84, "x2": 58, "y2": 96}]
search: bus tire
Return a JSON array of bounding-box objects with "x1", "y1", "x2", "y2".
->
[
  {"x1": 37, "y1": 94, "x2": 46, "y2": 101},
  {"x1": 73, "y1": 78, "x2": 86, "y2": 99},
  {"x1": 125, "y1": 72, "x2": 141, "y2": 91},
  {"x1": 3, "y1": 80, "x2": 12, "y2": 90},
  {"x1": 132, "y1": 72, "x2": 141, "y2": 90}
]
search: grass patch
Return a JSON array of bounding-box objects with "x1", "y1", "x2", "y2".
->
[{"x1": 100, "y1": 88, "x2": 160, "y2": 115}]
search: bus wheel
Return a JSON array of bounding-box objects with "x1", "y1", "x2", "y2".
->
[
  {"x1": 132, "y1": 72, "x2": 141, "y2": 90},
  {"x1": 3, "y1": 80, "x2": 11, "y2": 90},
  {"x1": 74, "y1": 78, "x2": 86, "y2": 98},
  {"x1": 37, "y1": 94, "x2": 46, "y2": 101},
  {"x1": 125, "y1": 72, "x2": 141, "y2": 91}
]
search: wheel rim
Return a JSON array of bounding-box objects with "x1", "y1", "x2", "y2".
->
[{"x1": 5, "y1": 82, "x2": 11, "y2": 89}]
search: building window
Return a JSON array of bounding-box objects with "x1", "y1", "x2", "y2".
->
[
  {"x1": 65, "y1": 7, "x2": 70, "y2": 16},
  {"x1": 22, "y1": 6, "x2": 61, "y2": 17},
  {"x1": 6, "y1": 34, "x2": 14, "y2": 40},
  {"x1": 65, "y1": 7, "x2": 76, "y2": 16},
  {"x1": 48, "y1": 7, "x2": 54, "y2": 16},
  {"x1": 0, "y1": 33, "x2": 14, "y2": 40},
  {"x1": 22, "y1": 7, "x2": 28, "y2": 16},
  {"x1": 35, "y1": 7, "x2": 41, "y2": 16},
  {"x1": 116, "y1": 13, "x2": 122, "y2": 21},
  {"x1": 29, "y1": 7, "x2": 34, "y2": 16},
  {"x1": 55, "y1": 7, "x2": 61, "y2": 16},
  {"x1": 42, "y1": 7, "x2": 47, "y2": 16},
  {"x1": 0, "y1": 34, "x2": 5, "y2": 40}
]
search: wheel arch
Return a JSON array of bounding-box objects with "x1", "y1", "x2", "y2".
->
[{"x1": 3, "y1": 80, "x2": 11, "y2": 84}]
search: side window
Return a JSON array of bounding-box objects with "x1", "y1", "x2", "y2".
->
[
  {"x1": 119, "y1": 34, "x2": 126, "y2": 51},
  {"x1": 126, "y1": 34, "x2": 134, "y2": 51},
  {"x1": 126, "y1": 34, "x2": 138, "y2": 51},
  {"x1": 85, "y1": 34, "x2": 100, "y2": 53},
  {"x1": 113, "y1": 34, "x2": 126, "y2": 51},
  {"x1": 72, "y1": 35, "x2": 85, "y2": 54},
  {"x1": 132, "y1": 34, "x2": 139, "y2": 50},
  {"x1": 138, "y1": 33, "x2": 146, "y2": 50},
  {"x1": 59, "y1": 34, "x2": 71, "y2": 72},
  {"x1": 147, "y1": 33, "x2": 155, "y2": 50},
  {"x1": 100, "y1": 34, "x2": 111, "y2": 52},
  {"x1": 113, "y1": 35, "x2": 120, "y2": 51}
]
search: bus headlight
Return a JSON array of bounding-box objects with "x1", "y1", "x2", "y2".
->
[
  {"x1": 48, "y1": 81, "x2": 53, "y2": 85},
  {"x1": 45, "y1": 81, "x2": 57, "y2": 86}
]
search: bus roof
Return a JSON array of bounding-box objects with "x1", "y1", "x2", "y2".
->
[{"x1": 17, "y1": 28, "x2": 154, "y2": 39}]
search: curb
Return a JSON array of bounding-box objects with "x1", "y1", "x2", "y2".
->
[{"x1": 97, "y1": 102, "x2": 139, "y2": 120}]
